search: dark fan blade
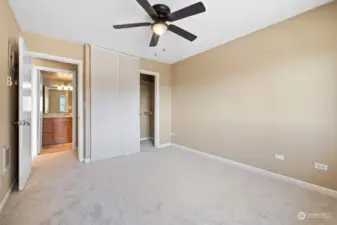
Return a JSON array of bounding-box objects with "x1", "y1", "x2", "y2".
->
[
  {"x1": 168, "y1": 2, "x2": 206, "y2": 22},
  {"x1": 168, "y1": 24, "x2": 197, "y2": 41},
  {"x1": 113, "y1": 22, "x2": 152, "y2": 29},
  {"x1": 150, "y1": 33, "x2": 160, "y2": 47},
  {"x1": 136, "y1": 0, "x2": 158, "y2": 18}
]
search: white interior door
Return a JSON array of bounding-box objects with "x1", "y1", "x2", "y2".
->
[{"x1": 18, "y1": 37, "x2": 33, "y2": 190}]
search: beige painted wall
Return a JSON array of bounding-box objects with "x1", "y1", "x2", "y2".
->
[
  {"x1": 22, "y1": 32, "x2": 83, "y2": 61},
  {"x1": 172, "y1": 2, "x2": 337, "y2": 190},
  {"x1": 0, "y1": 0, "x2": 21, "y2": 204}
]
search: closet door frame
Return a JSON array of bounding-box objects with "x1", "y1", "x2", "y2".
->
[{"x1": 140, "y1": 70, "x2": 160, "y2": 148}]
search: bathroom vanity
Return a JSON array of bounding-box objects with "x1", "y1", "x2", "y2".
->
[{"x1": 42, "y1": 115, "x2": 72, "y2": 146}]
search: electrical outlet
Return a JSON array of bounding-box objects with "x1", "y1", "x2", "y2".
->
[
  {"x1": 274, "y1": 154, "x2": 285, "y2": 161},
  {"x1": 314, "y1": 162, "x2": 328, "y2": 171}
]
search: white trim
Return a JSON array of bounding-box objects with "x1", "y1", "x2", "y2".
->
[
  {"x1": 38, "y1": 72, "x2": 43, "y2": 153},
  {"x1": 89, "y1": 44, "x2": 141, "y2": 60},
  {"x1": 31, "y1": 68, "x2": 38, "y2": 159},
  {"x1": 84, "y1": 158, "x2": 91, "y2": 163},
  {"x1": 140, "y1": 70, "x2": 160, "y2": 148},
  {"x1": 71, "y1": 69, "x2": 77, "y2": 151},
  {"x1": 140, "y1": 137, "x2": 153, "y2": 141},
  {"x1": 172, "y1": 143, "x2": 337, "y2": 199},
  {"x1": 84, "y1": 45, "x2": 91, "y2": 165},
  {"x1": 158, "y1": 143, "x2": 171, "y2": 148},
  {"x1": 0, "y1": 182, "x2": 15, "y2": 213},
  {"x1": 29, "y1": 52, "x2": 82, "y2": 65},
  {"x1": 29, "y1": 52, "x2": 84, "y2": 163},
  {"x1": 140, "y1": 69, "x2": 160, "y2": 77},
  {"x1": 32, "y1": 66, "x2": 74, "y2": 75}
]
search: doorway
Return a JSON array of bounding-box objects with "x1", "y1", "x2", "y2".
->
[
  {"x1": 139, "y1": 70, "x2": 160, "y2": 148},
  {"x1": 32, "y1": 68, "x2": 76, "y2": 157},
  {"x1": 30, "y1": 53, "x2": 84, "y2": 163},
  {"x1": 17, "y1": 37, "x2": 83, "y2": 191}
]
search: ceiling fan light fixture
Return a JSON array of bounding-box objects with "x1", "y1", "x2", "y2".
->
[
  {"x1": 112, "y1": 0, "x2": 206, "y2": 47},
  {"x1": 152, "y1": 22, "x2": 167, "y2": 36}
]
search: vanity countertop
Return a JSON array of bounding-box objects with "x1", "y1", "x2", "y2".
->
[{"x1": 43, "y1": 114, "x2": 72, "y2": 118}]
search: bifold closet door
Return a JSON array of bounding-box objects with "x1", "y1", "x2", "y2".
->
[
  {"x1": 118, "y1": 54, "x2": 140, "y2": 155},
  {"x1": 90, "y1": 47, "x2": 140, "y2": 162}
]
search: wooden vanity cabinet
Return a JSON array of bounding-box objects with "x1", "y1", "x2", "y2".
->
[{"x1": 43, "y1": 117, "x2": 72, "y2": 146}]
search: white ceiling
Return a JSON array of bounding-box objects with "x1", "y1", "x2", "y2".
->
[{"x1": 10, "y1": 0, "x2": 332, "y2": 64}]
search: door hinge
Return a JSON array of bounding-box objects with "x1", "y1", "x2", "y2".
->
[
  {"x1": 13, "y1": 120, "x2": 31, "y2": 126},
  {"x1": 7, "y1": 76, "x2": 13, "y2": 87}
]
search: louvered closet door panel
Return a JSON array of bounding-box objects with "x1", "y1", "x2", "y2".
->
[
  {"x1": 91, "y1": 47, "x2": 120, "y2": 161},
  {"x1": 118, "y1": 54, "x2": 140, "y2": 155}
]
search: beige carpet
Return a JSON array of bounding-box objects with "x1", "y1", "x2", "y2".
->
[{"x1": 2, "y1": 141, "x2": 337, "y2": 225}]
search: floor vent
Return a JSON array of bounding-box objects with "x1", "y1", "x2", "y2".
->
[{"x1": 2, "y1": 147, "x2": 10, "y2": 174}]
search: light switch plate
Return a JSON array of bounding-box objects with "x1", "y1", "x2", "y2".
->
[
  {"x1": 314, "y1": 162, "x2": 328, "y2": 171},
  {"x1": 274, "y1": 154, "x2": 285, "y2": 161}
]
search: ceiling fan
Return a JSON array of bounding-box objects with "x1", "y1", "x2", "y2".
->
[{"x1": 113, "y1": 0, "x2": 206, "y2": 47}]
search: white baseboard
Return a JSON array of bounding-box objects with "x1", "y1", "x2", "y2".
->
[
  {"x1": 84, "y1": 158, "x2": 91, "y2": 163},
  {"x1": 0, "y1": 182, "x2": 15, "y2": 213},
  {"x1": 140, "y1": 137, "x2": 153, "y2": 141},
  {"x1": 157, "y1": 143, "x2": 171, "y2": 148},
  {"x1": 172, "y1": 143, "x2": 337, "y2": 199}
]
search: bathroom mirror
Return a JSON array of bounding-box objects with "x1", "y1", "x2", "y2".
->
[{"x1": 44, "y1": 87, "x2": 72, "y2": 114}]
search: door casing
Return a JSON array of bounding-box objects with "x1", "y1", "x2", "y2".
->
[
  {"x1": 29, "y1": 51, "x2": 84, "y2": 162},
  {"x1": 140, "y1": 70, "x2": 160, "y2": 148}
]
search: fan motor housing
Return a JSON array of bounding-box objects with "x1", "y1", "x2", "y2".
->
[{"x1": 153, "y1": 4, "x2": 171, "y2": 21}]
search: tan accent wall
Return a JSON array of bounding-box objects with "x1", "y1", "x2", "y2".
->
[
  {"x1": 21, "y1": 32, "x2": 83, "y2": 61},
  {"x1": 172, "y1": 2, "x2": 337, "y2": 190},
  {"x1": 67, "y1": 90, "x2": 72, "y2": 113},
  {"x1": 0, "y1": 0, "x2": 21, "y2": 204}
]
